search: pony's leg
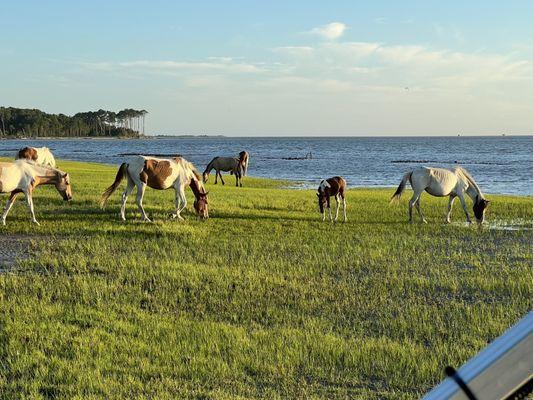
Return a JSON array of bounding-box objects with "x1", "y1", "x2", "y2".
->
[
  {"x1": 408, "y1": 191, "x2": 422, "y2": 223},
  {"x1": 328, "y1": 202, "x2": 333, "y2": 222},
  {"x1": 173, "y1": 186, "x2": 187, "y2": 220},
  {"x1": 219, "y1": 171, "x2": 225, "y2": 185},
  {"x1": 25, "y1": 192, "x2": 39, "y2": 225},
  {"x1": 214, "y1": 171, "x2": 218, "y2": 184},
  {"x1": 446, "y1": 195, "x2": 456, "y2": 223},
  {"x1": 135, "y1": 183, "x2": 151, "y2": 222},
  {"x1": 1, "y1": 192, "x2": 20, "y2": 225},
  {"x1": 334, "y1": 195, "x2": 340, "y2": 222},
  {"x1": 415, "y1": 198, "x2": 427, "y2": 223},
  {"x1": 120, "y1": 177, "x2": 135, "y2": 221},
  {"x1": 458, "y1": 194, "x2": 471, "y2": 223},
  {"x1": 342, "y1": 196, "x2": 347, "y2": 222}
]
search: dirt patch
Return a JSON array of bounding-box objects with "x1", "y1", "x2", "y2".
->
[{"x1": 0, "y1": 234, "x2": 34, "y2": 271}]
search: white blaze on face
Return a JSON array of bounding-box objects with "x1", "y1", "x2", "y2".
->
[{"x1": 319, "y1": 180, "x2": 331, "y2": 191}]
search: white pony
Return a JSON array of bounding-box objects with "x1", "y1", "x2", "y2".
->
[
  {"x1": 391, "y1": 166, "x2": 489, "y2": 224},
  {"x1": 1, "y1": 160, "x2": 72, "y2": 225},
  {"x1": 16, "y1": 146, "x2": 56, "y2": 168},
  {"x1": 101, "y1": 155, "x2": 209, "y2": 221}
]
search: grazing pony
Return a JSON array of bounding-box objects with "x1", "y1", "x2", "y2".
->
[
  {"x1": 101, "y1": 155, "x2": 209, "y2": 221},
  {"x1": 390, "y1": 166, "x2": 489, "y2": 224},
  {"x1": 317, "y1": 177, "x2": 347, "y2": 222},
  {"x1": 16, "y1": 146, "x2": 56, "y2": 168},
  {"x1": 203, "y1": 151, "x2": 249, "y2": 187},
  {"x1": 1, "y1": 160, "x2": 72, "y2": 225}
]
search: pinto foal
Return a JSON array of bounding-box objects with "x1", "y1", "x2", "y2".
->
[{"x1": 317, "y1": 177, "x2": 347, "y2": 222}]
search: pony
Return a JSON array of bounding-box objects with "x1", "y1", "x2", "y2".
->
[
  {"x1": 390, "y1": 166, "x2": 490, "y2": 224},
  {"x1": 16, "y1": 146, "x2": 56, "y2": 168},
  {"x1": 203, "y1": 151, "x2": 249, "y2": 187},
  {"x1": 101, "y1": 155, "x2": 209, "y2": 221},
  {"x1": 1, "y1": 160, "x2": 72, "y2": 225},
  {"x1": 317, "y1": 177, "x2": 347, "y2": 222}
]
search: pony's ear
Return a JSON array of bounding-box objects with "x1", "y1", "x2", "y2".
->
[{"x1": 63, "y1": 173, "x2": 68, "y2": 179}]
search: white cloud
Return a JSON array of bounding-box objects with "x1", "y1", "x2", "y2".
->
[
  {"x1": 309, "y1": 22, "x2": 347, "y2": 40},
  {"x1": 81, "y1": 59, "x2": 264, "y2": 74}
]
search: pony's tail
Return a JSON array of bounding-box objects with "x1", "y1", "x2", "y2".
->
[
  {"x1": 390, "y1": 171, "x2": 412, "y2": 204},
  {"x1": 101, "y1": 163, "x2": 128, "y2": 207}
]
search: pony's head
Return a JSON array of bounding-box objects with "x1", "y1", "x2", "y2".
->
[
  {"x1": 55, "y1": 172, "x2": 73, "y2": 201},
  {"x1": 202, "y1": 171, "x2": 210, "y2": 183},
  {"x1": 193, "y1": 192, "x2": 209, "y2": 219},
  {"x1": 317, "y1": 192, "x2": 328, "y2": 214},
  {"x1": 473, "y1": 197, "x2": 489, "y2": 224},
  {"x1": 316, "y1": 180, "x2": 330, "y2": 214}
]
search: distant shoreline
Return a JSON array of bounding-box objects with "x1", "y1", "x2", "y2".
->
[{"x1": 1, "y1": 134, "x2": 531, "y2": 140}]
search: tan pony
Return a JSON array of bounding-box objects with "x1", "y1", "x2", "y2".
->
[
  {"x1": 1, "y1": 160, "x2": 72, "y2": 225},
  {"x1": 101, "y1": 155, "x2": 209, "y2": 221},
  {"x1": 203, "y1": 151, "x2": 249, "y2": 187}
]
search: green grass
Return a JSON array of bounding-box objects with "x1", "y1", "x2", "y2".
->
[{"x1": 0, "y1": 159, "x2": 531, "y2": 399}]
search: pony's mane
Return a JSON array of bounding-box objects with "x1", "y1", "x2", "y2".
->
[
  {"x1": 17, "y1": 159, "x2": 62, "y2": 174},
  {"x1": 175, "y1": 156, "x2": 202, "y2": 181},
  {"x1": 456, "y1": 167, "x2": 483, "y2": 198}
]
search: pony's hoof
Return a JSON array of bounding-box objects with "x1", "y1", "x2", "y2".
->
[
  {"x1": 422, "y1": 219, "x2": 428, "y2": 224},
  {"x1": 32, "y1": 220, "x2": 40, "y2": 226},
  {"x1": 1, "y1": 220, "x2": 6, "y2": 226}
]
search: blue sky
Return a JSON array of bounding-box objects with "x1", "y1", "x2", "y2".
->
[{"x1": 2, "y1": 1, "x2": 532, "y2": 135}]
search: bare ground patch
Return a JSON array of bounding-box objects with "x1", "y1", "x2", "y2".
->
[{"x1": 0, "y1": 234, "x2": 35, "y2": 272}]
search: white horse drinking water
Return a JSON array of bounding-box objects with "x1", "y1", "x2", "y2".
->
[
  {"x1": 390, "y1": 166, "x2": 489, "y2": 224},
  {"x1": 0, "y1": 160, "x2": 72, "y2": 225},
  {"x1": 101, "y1": 155, "x2": 209, "y2": 221},
  {"x1": 16, "y1": 146, "x2": 56, "y2": 168}
]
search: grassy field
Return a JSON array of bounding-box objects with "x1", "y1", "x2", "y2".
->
[{"x1": 0, "y1": 159, "x2": 531, "y2": 399}]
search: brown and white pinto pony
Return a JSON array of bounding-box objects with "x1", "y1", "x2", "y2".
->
[
  {"x1": 317, "y1": 176, "x2": 347, "y2": 222},
  {"x1": 203, "y1": 150, "x2": 249, "y2": 187},
  {"x1": 1, "y1": 160, "x2": 72, "y2": 225},
  {"x1": 16, "y1": 146, "x2": 56, "y2": 168},
  {"x1": 101, "y1": 155, "x2": 209, "y2": 221}
]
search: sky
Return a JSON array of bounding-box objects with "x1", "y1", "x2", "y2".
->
[{"x1": 1, "y1": 1, "x2": 533, "y2": 136}]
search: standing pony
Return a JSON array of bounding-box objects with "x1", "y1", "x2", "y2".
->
[
  {"x1": 1, "y1": 160, "x2": 72, "y2": 225},
  {"x1": 16, "y1": 147, "x2": 56, "y2": 168},
  {"x1": 317, "y1": 177, "x2": 347, "y2": 222},
  {"x1": 101, "y1": 155, "x2": 209, "y2": 221},
  {"x1": 203, "y1": 150, "x2": 249, "y2": 187},
  {"x1": 390, "y1": 166, "x2": 489, "y2": 224}
]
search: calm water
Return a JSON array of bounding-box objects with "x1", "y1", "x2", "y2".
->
[{"x1": 1, "y1": 136, "x2": 532, "y2": 195}]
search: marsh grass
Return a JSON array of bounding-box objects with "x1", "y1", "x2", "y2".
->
[{"x1": 0, "y1": 159, "x2": 531, "y2": 399}]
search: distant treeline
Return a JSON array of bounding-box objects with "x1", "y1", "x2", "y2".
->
[{"x1": 0, "y1": 107, "x2": 148, "y2": 138}]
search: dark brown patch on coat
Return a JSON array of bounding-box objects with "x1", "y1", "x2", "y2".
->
[
  {"x1": 17, "y1": 147, "x2": 38, "y2": 161},
  {"x1": 140, "y1": 159, "x2": 173, "y2": 190}
]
